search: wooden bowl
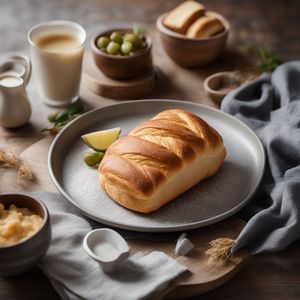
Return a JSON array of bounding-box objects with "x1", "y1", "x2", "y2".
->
[
  {"x1": 204, "y1": 71, "x2": 242, "y2": 106},
  {"x1": 91, "y1": 29, "x2": 152, "y2": 80},
  {"x1": 0, "y1": 194, "x2": 51, "y2": 276},
  {"x1": 156, "y1": 11, "x2": 230, "y2": 68}
]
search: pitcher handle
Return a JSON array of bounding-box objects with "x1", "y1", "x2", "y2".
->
[{"x1": 10, "y1": 54, "x2": 32, "y2": 86}]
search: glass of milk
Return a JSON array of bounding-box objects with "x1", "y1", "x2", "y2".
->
[{"x1": 28, "y1": 20, "x2": 86, "y2": 106}]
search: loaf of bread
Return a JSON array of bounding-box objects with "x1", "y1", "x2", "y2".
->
[
  {"x1": 186, "y1": 15, "x2": 224, "y2": 38},
  {"x1": 99, "y1": 109, "x2": 226, "y2": 213},
  {"x1": 163, "y1": 1, "x2": 205, "y2": 34}
]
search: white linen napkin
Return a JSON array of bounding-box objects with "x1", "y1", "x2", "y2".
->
[{"x1": 33, "y1": 192, "x2": 187, "y2": 300}]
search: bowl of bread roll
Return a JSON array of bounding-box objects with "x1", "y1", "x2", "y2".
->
[{"x1": 156, "y1": 0, "x2": 230, "y2": 68}]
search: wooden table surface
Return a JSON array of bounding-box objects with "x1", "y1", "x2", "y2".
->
[{"x1": 1, "y1": 0, "x2": 300, "y2": 299}]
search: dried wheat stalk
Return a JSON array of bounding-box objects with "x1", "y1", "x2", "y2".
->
[
  {"x1": 205, "y1": 238, "x2": 235, "y2": 263},
  {"x1": 0, "y1": 149, "x2": 33, "y2": 181}
]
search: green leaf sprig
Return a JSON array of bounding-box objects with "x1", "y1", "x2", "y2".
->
[
  {"x1": 133, "y1": 23, "x2": 146, "y2": 37},
  {"x1": 42, "y1": 102, "x2": 84, "y2": 135},
  {"x1": 257, "y1": 47, "x2": 283, "y2": 73},
  {"x1": 247, "y1": 45, "x2": 283, "y2": 73}
]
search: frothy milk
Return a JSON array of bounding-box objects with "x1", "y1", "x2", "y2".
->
[
  {"x1": 35, "y1": 34, "x2": 81, "y2": 52},
  {"x1": 28, "y1": 21, "x2": 86, "y2": 106},
  {"x1": 0, "y1": 76, "x2": 22, "y2": 87}
]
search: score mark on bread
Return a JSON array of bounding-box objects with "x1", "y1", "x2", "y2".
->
[{"x1": 99, "y1": 109, "x2": 226, "y2": 213}]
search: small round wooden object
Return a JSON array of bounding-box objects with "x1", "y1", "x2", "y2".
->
[{"x1": 82, "y1": 51, "x2": 156, "y2": 99}]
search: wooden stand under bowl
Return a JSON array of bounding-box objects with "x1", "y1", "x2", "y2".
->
[{"x1": 82, "y1": 50, "x2": 156, "y2": 99}]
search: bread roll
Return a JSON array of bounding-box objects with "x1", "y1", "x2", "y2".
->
[
  {"x1": 163, "y1": 1, "x2": 205, "y2": 34},
  {"x1": 99, "y1": 109, "x2": 226, "y2": 213},
  {"x1": 187, "y1": 15, "x2": 224, "y2": 38}
]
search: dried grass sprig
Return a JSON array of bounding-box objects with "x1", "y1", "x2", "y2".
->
[
  {"x1": 0, "y1": 149, "x2": 20, "y2": 168},
  {"x1": 18, "y1": 163, "x2": 34, "y2": 181},
  {"x1": 205, "y1": 238, "x2": 235, "y2": 263},
  {"x1": 0, "y1": 149, "x2": 33, "y2": 182}
]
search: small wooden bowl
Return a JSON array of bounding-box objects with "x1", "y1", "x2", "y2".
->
[
  {"x1": 0, "y1": 194, "x2": 51, "y2": 276},
  {"x1": 91, "y1": 29, "x2": 152, "y2": 80},
  {"x1": 204, "y1": 71, "x2": 242, "y2": 106},
  {"x1": 156, "y1": 11, "x2": 230, "y2": 68}
]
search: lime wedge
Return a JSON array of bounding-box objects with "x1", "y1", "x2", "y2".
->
[{"x1": 81, "y1": 127, "x2": 121, "y2": 151}]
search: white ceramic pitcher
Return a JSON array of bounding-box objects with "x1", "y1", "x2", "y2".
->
[{"x1": 0, "y1": 55, "x2": 32, "y2": 128}]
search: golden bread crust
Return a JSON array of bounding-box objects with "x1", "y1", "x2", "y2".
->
[
  {"x1": 99, "y1": 109, "x2": 226, "y2": 213},
  {"x1": 163, "y1": 1, "x2": 205, "y2": 34},
  {"x1": 186, "y1": 15, "x2": 224, "y2": 38}
]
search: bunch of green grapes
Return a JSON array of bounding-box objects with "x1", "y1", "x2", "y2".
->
[{"x1": 96, "y1": 31, "x2": 147, "y2": 56}]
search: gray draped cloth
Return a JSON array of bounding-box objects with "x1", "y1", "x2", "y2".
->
[{"x1": 221, "y1": 61, "x2": 300, "y2": 254}]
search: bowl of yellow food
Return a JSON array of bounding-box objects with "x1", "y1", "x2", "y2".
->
[{"x1": 0, "y1": 194, "x2": 51, "y2": 276}]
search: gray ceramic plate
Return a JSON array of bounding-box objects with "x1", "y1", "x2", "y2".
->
[{"x1": 48, "y1": 99, "x2": 265, "y2": 232}]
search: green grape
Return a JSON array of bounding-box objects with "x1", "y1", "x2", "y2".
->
[
  {"x1": 123, "y1": 33, "x2": 138, "y2": 45},
  {"x1": 121, "y1": 42, "x2": 133, "y2": 55},
  {"x1": 134, "y1": 36, "x2": 144, "y2": 50},
  {"x1": 96, "y1": 36, "x2": 110, "y2": 49},
  {"x1": 110, "y1": 32, "x2": 123, "y2": 44},
  {"x1": 106, "y1": 41, "x2": 120, "y2": 55},
  {"x1": 83, "y1": 152, "x2": 101, "y2": 167},
  {"x1": 97, "y1": 151, "x2": 105, "y2": 160},
  {"x1": 47, "y1": 112, "x2": 59, "y2": 123}
]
